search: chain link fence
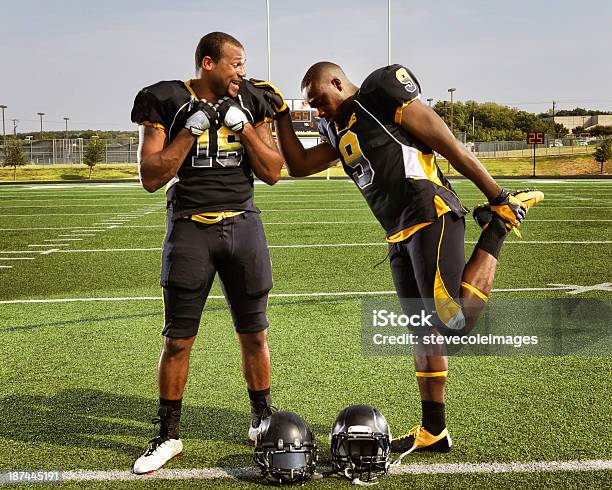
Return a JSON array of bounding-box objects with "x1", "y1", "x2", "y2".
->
[
  {"x1": 469, "y1": 138, "x2": 602, "y2": 159},
  {"x1": 0, "y1": 138, "x2": 139, "y2": 165},
  {"x1": 0, "y1": 136, "x2": 607, "y2": 166}
]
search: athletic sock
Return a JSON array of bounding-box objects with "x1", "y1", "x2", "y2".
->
[
  {"x1": 476, "y1": 216, "x2": 507, "y2": 259},
  {"x1": 421, "y1": 400, "x2": 446, "y2": 435},
  {"x1": 248, "y1": 387, "x2": 272, "y2": 412},
  {"x1": 158, "y1": 398, "x2": 182, "y2": 439}
]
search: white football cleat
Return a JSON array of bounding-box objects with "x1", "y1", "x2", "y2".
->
[
  {"x1": 132, "y1": 437, "x2": 183, "y2": 474},
  {"x1": 248, "y1": 424, "x2": 261, "y2": 443},
  {"x1": 249, "y1": 405, "x2": 276, "y2": 443}
]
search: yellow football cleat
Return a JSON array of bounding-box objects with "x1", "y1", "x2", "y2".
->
[
  {"x1": 390, "y1": 424, "x2": 452, "y2": 456},
  {"x1": 512, "y1": 189, "x2": 545, "y2": 209},
  {"x1": 473, "y1": 189, "x2": 544, "y2": 237}
]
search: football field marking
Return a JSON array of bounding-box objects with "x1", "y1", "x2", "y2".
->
[
  {"x1": 4, "y1": 206, "x2": 612, "y2": 217},
  {"x1": 56, "y1": 459, "x2": 612, "y2": 482},
  {"x1": 547, "y1": 282, "x2": 612, "y2": 294},
  {"x1": 1, "y1": 239, "x2": 609, "y2": 255},
  {"x1": 43, "y1": 238, "x2": 82, "y2": 242},
  {"x1": 27, "y1": 244, "x2": 70, "y2": 247},
  {"x1": 1, "y1": 218, "x2": 611, "y2": 232},
  {"x1": 0, "y1": 284, "x2": 602, "y2": 304},
  {"x1": 5, "y1": 195, "x2": 607, "y2": 207}
]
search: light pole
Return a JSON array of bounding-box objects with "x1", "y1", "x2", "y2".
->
[
  {"x1": 265, "y1": 0, "x2": 271, "y2": 82},
  {"x1": 427, "y1": 98, "x2": 433, "y2": 107},
  {"x1": 448, "y1": 88, "x2": 456, "y2": 137},
  {"x1": 64, "y1": 117, "x2": 69, "y2": 138},
  {"x1": 0, "y1": 105, "x2": 6, "y2": 144},
  {"x1": 37, "y1": 112, "x2": 45, "y2": 139},
  {"x1": 129, "y1": 136, "x2": 135, "y2": 164},
  {"x1": 11, "y1": 119, "x2": 18, "y2": 136},
  {"x1": 26, "y1": 136, "x2": 33, "y2": 163},
  {"x1": 387, "y1": 0, "x2": 391, "y2": 65}
]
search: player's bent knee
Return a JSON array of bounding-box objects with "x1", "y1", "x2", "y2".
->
[{"x1": 444, "y1": 309, "x2": 466, "y2": 332}]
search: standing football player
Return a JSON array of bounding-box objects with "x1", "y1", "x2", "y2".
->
[
  {"x1": 252, "y1": 62, "x2": 542, "y2": 458},
  {"x1": 130, "y1": 32, "x2": 284, "y2": 474}
]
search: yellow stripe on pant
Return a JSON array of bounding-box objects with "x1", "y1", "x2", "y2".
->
[
  {"x1": 433, "y1": 215, "x2": 463, "y2": 327},
  {"x1": 190, "y1": 211, "x2": 245, "y2": 225}
]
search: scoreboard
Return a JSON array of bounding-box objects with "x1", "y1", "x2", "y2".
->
[{"x1": 527, "y1": 131, "x2": 544, "y2": 145}]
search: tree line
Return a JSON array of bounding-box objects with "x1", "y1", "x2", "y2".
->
[
  {"x1": 1, "y1": 136, "x2": 105, "y2": 180},
  {"x1": 4, "y1": 103, "x2": 612, "y2": 144},
  {"x1": 433, "y1": 101, "x2": 611, "y2": 141}
]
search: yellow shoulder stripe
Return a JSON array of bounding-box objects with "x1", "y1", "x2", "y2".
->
[
  {"x1": 184, "y1": 79, "x2": 199, "y2": 99},
  {"x1": 142, "y1": 121, "x2": 166, "y2": 132},
  {"x1": 254, "y1": 118, "x2": 273, "y2": 128},
  {"x1": 395, "y1": 99, "x2": 417, "y2": 125}
]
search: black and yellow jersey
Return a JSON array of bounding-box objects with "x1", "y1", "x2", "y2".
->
[
  {"x1": 131, "y1": 79, "x2": 272, "y2": 220},
  {"x1": 318, "y1": 64, "x2": 467, "y2": 241}
]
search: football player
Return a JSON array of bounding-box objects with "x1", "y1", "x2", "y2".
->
[
  {"x1": 253, "y1": 62, "x2": 542, "y2": 459},
  {"x1": 129, "y1": 32, "x2": 284, "y2": 474}
]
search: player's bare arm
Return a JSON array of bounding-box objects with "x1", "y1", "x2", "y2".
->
[
  {"x1": 239, "y1": 122, "x2": 284, "y2": 184},
  {"x1": 249, "y1": 78, "x2": 339, "y2": 177},
  {"x1": 274, "y1": 111, "x2": 339, "y2": 176},
  {"x1": 398, "y1": 99, "x2": 502, "y2": 200},
  {"x1": 216, "y1": 96, "x2": 284, "y2": 185},
  {"x1": 138, "y1": 125, "x2": 195, "y2": 193},
  {"x1": 139, "y1": 98, "x2": 218, "y2": 193}
]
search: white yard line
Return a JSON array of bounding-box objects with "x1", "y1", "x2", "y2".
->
[
  {"x1": 50, "y1": 459, "x2": 612, "y2": 482},
  {"x1": 1, "y1": 240, "x2": 610, "y2": 255},
  {"x1": 44, "y1": 238, "x2": 82, "y2": 242},
  {"x1": 2, "y1": 204, "x2": 158, "y2": 209},
  {"x1": 3, "y1": 213, "x2": 125, "y2": 217},
  {"x1": 0, "y1": 219, "x2": 611, "y2": 232},
  {"x1": 258, "y1": 207, "x2": 612, "y2": 211},
  {"x1": 0, "y1": 285, "x2": 587, "y2": 304},
  {"x1": 27, "y1": 244, "x2": 69, "y2": 247},
  {"x1": 2, "y1": 207, "x2": 612, "y2": 218}
]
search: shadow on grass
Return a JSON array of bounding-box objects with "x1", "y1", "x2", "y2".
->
[
  {"x1": 0, "y1": 312, "x2": 160, "y2": 333},
  {"x1": 0, "y1": 389, "x2": 244, "y2": 456},
  {"x1": 0, "y1": 388, "x2": 330, "y2": 465},
  {"x1": 60, "y1": 173, "x2": 87, "y2": 180}
]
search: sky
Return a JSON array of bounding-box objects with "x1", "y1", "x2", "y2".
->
[{"x1": 1, "y1": 0, "x2": 611, "y2": 133}]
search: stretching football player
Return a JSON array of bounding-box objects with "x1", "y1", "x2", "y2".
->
[
  {"x1": 129, "y1": 32, "x2": 284, "y2": 474},
  {"x1": 252, "y1": 62, "x2": 542, "y2": 458}
]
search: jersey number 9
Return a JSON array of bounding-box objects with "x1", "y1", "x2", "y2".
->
[{"x1": 338, "y1": 131, "x2": 375, "y2": 189}]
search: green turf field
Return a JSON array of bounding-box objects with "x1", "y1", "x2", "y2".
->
[{"x1": 0, "y1": 178, "x2": 610, "y2": 488}]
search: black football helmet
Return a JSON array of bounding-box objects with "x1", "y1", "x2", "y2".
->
[
  {"x1": 253, "y1": 411, "x2": 317, "y2": 484},
  {"x1": 330, "y1": 404, "x2": 391, "y2": 483}
]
